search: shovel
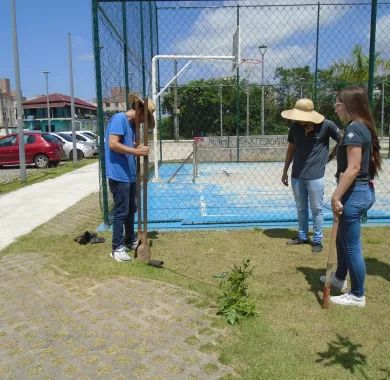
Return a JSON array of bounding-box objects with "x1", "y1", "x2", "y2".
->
[
  {"x1": 322, "y1": 214, "x2": 339, "y2": 309},
  {"x1": 134, "y1": 98, "x2": 163, "y2": 268}
]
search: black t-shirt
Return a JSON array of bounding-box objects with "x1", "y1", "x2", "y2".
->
[
  {"x1": 336, "y1": 121, "x2": 371, "y2": 182},
  {"x1": 288, "y1": 119, "x2": 342, "y2": 180}
]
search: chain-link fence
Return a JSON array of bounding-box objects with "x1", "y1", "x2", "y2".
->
[{"x1": 93, "y1": 0, "x2": 390, "y2": 229}]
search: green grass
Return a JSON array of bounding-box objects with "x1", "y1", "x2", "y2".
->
[
  {"x1": 1, "y1": 192, "x2": 389, "y2": 379},
  {"x1": 0, "y1": 158, "x2": 98, "y2": 194}
]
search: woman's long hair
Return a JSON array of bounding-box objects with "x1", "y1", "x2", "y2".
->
[{"x1": 337, "y1": 86, "x2": 381, "y2": 178}]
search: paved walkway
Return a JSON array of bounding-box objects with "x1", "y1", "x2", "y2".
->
[
  {"x1": 0, "y1": 163, "x2": 234, "y2": 379},
  {"x1": 0, "y1": 163, "x2": 99, "y2": 251},
  {"x1": 0, "y1": 252, "x2": 232, "y2": 379}
]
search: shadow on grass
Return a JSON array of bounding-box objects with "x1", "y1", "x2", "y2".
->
[
  {"x1": 316, "y1": 334, "x2": 368, "y2": 377},
  {"x1": 366, "y1": 257, "x2": 390, "y2": 282},
  {"x1": 262, "y1": 228, "x2": 296, "y2": 239},
  {"x1": 296, "y1": 266, "x2": 324, "y2": 305}
]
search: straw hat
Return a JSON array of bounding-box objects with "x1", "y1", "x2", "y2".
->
[
  {"x1": 281, "y1": 98, "x2": 324, "y2": 124},
  {"x1": 128, "y1": 93, "x2": 156, "y2": 129}
]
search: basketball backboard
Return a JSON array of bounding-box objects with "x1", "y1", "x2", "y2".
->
[{"x1": 232, "y1": 26, "x2": 241, "y2": 71}]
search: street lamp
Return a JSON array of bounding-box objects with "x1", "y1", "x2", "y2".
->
[
  {"x1": 258, "y1": 45, "x2": 267, "y2": 135},
  {"x1": 43, "y1": 71, "x2": 51, "y2": 132},
  {"x1": 246, "y1": 87, "x2": 250, "y2": 136},
  {"x1": 381, "y1": 80, "x2": 384, "y2": 139},
  {"x1": 299, "y1": 77, "x2": 305, "y2": 98},
  {"x1": 0, "y1": 90, "x2": 8, "y2": 134},
  {"x1": 373, "y1": 83, "x2": 385, "y2": 139},
  {"x1": 219, "y1": 84, "x2": 223, "y2": 136}
]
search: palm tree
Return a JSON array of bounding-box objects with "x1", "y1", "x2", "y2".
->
[{"x1": 330, "y1": 45, "x2": 371, "y2": 84}]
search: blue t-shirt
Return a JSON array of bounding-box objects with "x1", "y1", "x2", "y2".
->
[
  {"x1": 104, "y1": 112, "x2": 136, "y2": 183},
  {"x1": 288, "y1": 119, "x2": 342, "y2": 180}
]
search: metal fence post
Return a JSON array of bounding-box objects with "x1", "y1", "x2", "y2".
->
[
  {"x1": 368, "y1": 0, "x2": 378, "y2": 105},
  {"x1": 92, "y1": 0, "x2": 109, "y2": 225},
  {"x1": 122, "y1": 1, "x2": 130, "y2": 110}
]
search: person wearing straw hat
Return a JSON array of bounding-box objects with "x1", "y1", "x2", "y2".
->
[
  {"x1": 281, "y1": 98, "x2": 342, "y2": 252},
  {"x1": 105, "y1": 93, "x2": 156, "y2": 262}
]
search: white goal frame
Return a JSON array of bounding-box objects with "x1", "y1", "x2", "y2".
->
[{"x1": 151, "y1": 27, "x2": 241, "y2": 181}]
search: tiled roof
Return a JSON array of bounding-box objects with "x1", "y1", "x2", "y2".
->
[{"x1": 22, "y1": 93, "x2": 96, "y2": 110}]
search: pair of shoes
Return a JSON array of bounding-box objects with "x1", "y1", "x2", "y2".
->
[
  {"x1": 320, "y1": 272, "x2": 348, "y2": 293},
  {"x1": 110, "y1": 246, "x2": 133, "y2": 262},
  {"x1": 330, "y1": 293, "x2": 366, "y2": 307},
  {"x1": 74, "y1": 231, "x2": 105, "y2": 245},
  {"x1": 311, "y1": 242, "x2": 323, "y2": 253},
  {"x1": 74, "y1": 231, "x2": 96, "y2": 245},
  {"x1": 286, "y1": 236, "x2": 309, "y2": 245}
]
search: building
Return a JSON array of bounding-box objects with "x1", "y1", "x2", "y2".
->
[
  {"x1": 0, "y1": 78, "x2": 19, "y2": 135},
  {"x1": 22, "y1": 93, "x2": 97, "y2": 132},
  {"x1": 102, "y1": 87, "x2": 127, "y2": 113}
]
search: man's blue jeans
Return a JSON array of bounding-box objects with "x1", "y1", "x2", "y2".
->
[
  {"x1": 291, "y1": 177, "x2": 324, "y2": 244},
  {"x1": 335, "y1": 183, "x2": 375, "y2": 297},
  {"x1": 108, "y1": 179, "x2": 137, "y2": 250}
]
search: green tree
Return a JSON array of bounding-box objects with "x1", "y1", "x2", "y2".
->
[{"x1": 161, "y1": 77, "x2": 266, "y2": 138}]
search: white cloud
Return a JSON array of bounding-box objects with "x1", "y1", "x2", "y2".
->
[
  {"x1": 376, "y1": 14, "x2": 390, "y2": 60},
  {"x1": 158, "y1": 3, "x2": 348, "y2": 85},
  {"x1": 78, "y1": 53, "x2": 94, "y2": 62}
]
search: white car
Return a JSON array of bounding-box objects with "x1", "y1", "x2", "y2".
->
[
  {"x1": 50, "y1": 132, "x2": 95, "y2": 160},
  {"x1": 79, "y1": 130, "x2": 98, "y2": 140},
  {"x1": 57, "y1": 131, "x2": 98, "y2": 155}
]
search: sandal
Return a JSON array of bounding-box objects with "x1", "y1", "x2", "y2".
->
[{"x1": 90, "y1": 236, "x2": 105, "y2": 244}]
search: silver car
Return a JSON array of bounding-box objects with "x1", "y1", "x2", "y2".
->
[
  {"x1": 57, "y1": 131, "x2": 98, "y2": 155},
  {"x1": 50, "y1": 132, "x2": 94, "y2": 160}
]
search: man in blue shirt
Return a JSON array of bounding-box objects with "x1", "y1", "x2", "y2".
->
[
  {"x1": 281, "y1": 98, "x2": 342, "y2": 252},
  {"x1": 105, "y1": 94, "x2": 155, "y2": 262}
]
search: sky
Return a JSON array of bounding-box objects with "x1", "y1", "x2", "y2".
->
[
  {"x1": 1, "y1": 0, "x2": 388, "y2": 103},
  {"x1": 1, "y1": 0, "x2": 95, "y2": 101}
]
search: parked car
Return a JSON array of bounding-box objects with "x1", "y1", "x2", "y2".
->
[
  {"x1": 50, "y1": 132, "x2": 94, "y2": 160},
  {"x1": 0, "y1": 132, "x2": 63, "y2": 168},
  {"x1": 79, "y1": 130, "x2": 98, "y2": 140},
  {"x1": 57, "y1": 131, "x2": 98, "y2": 155}
]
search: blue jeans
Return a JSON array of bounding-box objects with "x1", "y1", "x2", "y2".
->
[
  {"x1": 108, "y1": 179, "x2": 137, "y2": 250},
  {"x1": 291, "y1": 177, "x2": 324, "y2": 244},
  {"x1": 335, "y1": 182, "x2": 375, "y2": 297}
]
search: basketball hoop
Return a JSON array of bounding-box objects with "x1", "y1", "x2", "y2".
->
[
  {"x1": 241, "y1": 59, "x2": 262, "y2": 64},
  {"x1": 241, "y1": 59, "x2": 262, "y2": 82}
]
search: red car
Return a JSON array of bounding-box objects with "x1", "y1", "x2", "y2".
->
[{"x1": 0, "y1": 132, "x2": 63, "y2": 168}]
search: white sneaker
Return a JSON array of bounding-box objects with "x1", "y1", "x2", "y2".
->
[
  {"x1": 110, "y1": 246, "x2": 132, "y2": 262},
  {"x1": 330, "y1": 293, "x2": 366, "y2": 308},
  {"x1": 320, "y1": 272, "x2": 348, "y2": 293},
  {"x1": 124, "y1": 239, "x2": 139, "y2": 251}
]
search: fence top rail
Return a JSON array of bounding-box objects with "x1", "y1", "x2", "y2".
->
[{"x1": 156, "y1": 2, "x2": 380, "y2": 10}]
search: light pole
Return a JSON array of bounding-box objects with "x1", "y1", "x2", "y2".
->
[
  {"x1": 299, "y1": 77, "x2": 305, "y2": 98},
  {"x1": 258, "y1": 45, "x2": 267, "y2": 135},
  {"x1": 219, "y1": 84, "x2": 223, "y2": 136},
  {"x1": 43, "y1": 71, "x2": 50, "y2": 132},
  {"x1": 0, "y1": 90, "x2": 7, "y2": 134},
  {"x1": 246, "y1": 87, "x2": 250, "y2": 136},
  {"x1": 381, "y1": 80, "x2": 384, "y2": 139},
  {"x1": 374, "y1": 83, "x2": 385, "y2": 139}
]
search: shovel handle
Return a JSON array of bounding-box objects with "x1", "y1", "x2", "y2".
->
[
  {"x1": 143, "y1": 98, "x2": 149, "y2": 240},
  {"x1": 135, "y1": 100, "x2": 142, "y2": 238}
]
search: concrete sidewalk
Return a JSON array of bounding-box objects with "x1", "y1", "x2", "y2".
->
[{"x1": 0, "y1": 162, "x2": 99, "y2": 251}]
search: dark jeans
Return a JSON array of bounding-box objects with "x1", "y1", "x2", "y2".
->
[
  {"x1": 108, "y1": 179, "x2": 137, "y2": 250},
  {"x1": 335, "y1": 182, "x2": 375, "y2": 297}
]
